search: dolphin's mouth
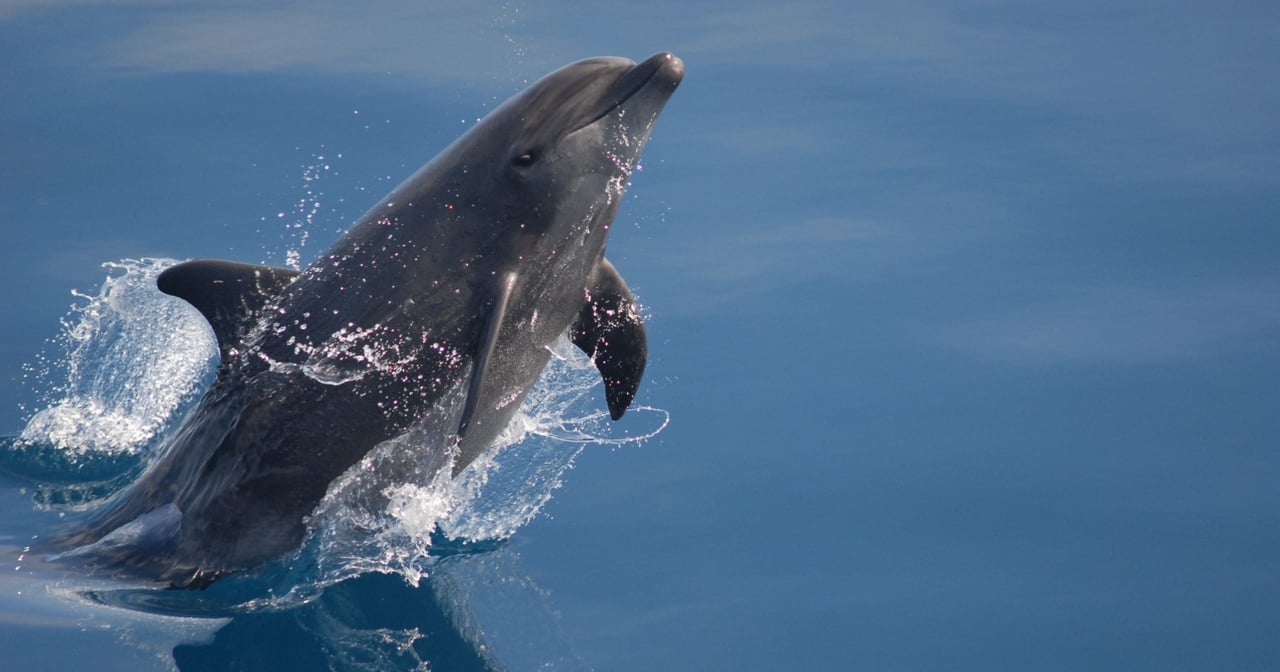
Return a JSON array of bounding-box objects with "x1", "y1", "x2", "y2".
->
[{"x1": 572, "y1": 52, "x2": 684, "y2": 134}]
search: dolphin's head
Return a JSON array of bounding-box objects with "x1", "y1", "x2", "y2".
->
[
  {"x1": 495, "y1": 52, "x2": 682, "y2": 220},
  {"x1": 423, "y1": 52, "x2": 684, "y2": 269}
]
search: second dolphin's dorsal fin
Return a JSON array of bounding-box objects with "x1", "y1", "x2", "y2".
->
[
  {"x1": 571, "y1": 257, "x2": 648, "y2": 420},
  {"x1": 157, "y1": 259, "x2": 300, "y2": 358}
]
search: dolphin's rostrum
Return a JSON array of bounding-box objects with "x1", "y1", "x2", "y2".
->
[{"x1": 50, "y1": 52, "x2": 683, "y2": 586}]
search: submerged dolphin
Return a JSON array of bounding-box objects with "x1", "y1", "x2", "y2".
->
[{"x1": 51, "y1": 52, "x2": 683, "y2": 586}]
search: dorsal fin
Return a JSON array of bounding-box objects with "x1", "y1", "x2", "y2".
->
[
  {"x1": 157, "y1": 259, "x2": 299, "y2": 359},
  {"x1": 571, "y1": 257, "x2": 648, "y2": 420}
]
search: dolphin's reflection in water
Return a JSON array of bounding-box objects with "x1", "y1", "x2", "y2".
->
[{"x1": 165, "y1": 545, "x2": 591, "y2": 672}]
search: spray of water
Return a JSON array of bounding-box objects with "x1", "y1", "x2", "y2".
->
[
  {"x1": 16, "y1": 259, "x2": 216, "y2": 458},
  {"x1": 262, "y1": 150, "x2": 340, "y2": 271}
]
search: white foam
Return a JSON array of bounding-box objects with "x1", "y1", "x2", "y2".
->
[{"x1": 17, "y1": 259, "x2": 217, "y2": 457}]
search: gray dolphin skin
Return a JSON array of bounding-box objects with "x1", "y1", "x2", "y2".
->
[{"x1": 51, "y1": 52, "x2": 683, "y2": 586}]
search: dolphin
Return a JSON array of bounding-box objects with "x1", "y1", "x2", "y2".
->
[{"x1": 50, "y1": 52, "x2": 683, "y2": 586}]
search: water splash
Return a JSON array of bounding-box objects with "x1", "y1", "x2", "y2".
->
[
  {"x1": 15, "y1": 259, "x2": 216, "y2": 459},
  {"x1": 301, "y1": 336, "x2": 668, "y2": 591},
  {"x1": 442, "y1": 337, "x2": 669, "y2": 543}
]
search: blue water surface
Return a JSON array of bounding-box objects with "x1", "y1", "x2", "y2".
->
[{"x1": 3, "y1": 2, "x2": 1280, "y2": 671}]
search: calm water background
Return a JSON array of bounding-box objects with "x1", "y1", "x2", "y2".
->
[{"x1": 2, "y1": 2, "x2": 1280, "y2": 670}]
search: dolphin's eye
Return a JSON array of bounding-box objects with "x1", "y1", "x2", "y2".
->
[{"x1": 511, "y1": 151, "x2": 536, "y2": 168}]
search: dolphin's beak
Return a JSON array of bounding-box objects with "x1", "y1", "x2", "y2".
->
[
  {"x1": 641, "y1": 51, "x2": 684, "y2": 90},
  {"x1": 625, "y1": 52, "x2": 684, "y2": 97},
  {"x1": 573, "y1": 52, "x2": 684, "y2": 134}
]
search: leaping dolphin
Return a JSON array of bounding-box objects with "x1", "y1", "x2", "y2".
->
[{"x1": 50, "y1": 52, "x2": 683, "y2": 586}]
